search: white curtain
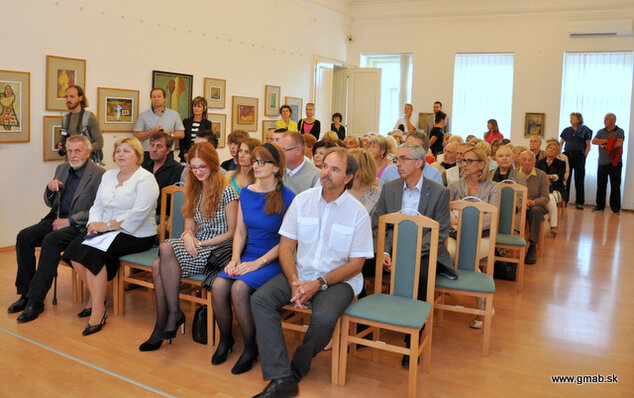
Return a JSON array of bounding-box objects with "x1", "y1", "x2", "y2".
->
[
  {"x1": 558, "y1": 52, "x2": 633, "y2": 207},
  {"x1": 452, "y1": 53, "x2": 514, "y2": 139}
]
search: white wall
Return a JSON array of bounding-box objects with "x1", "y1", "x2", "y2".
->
[
  {"x1": 347, "y1": 0, "x2": 634, "y2": 208},
  {"x1": 0, "y1": 0, "x2": 349, "y2": 247}
]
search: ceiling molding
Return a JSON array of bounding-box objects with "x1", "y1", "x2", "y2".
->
[{"x1": 301, "y1": 0, "x2": 353, "y2": 19}]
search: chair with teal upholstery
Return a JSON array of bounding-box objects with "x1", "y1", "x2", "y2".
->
[
  {"x1": 116, "y1": 185, "x2": 214, "y2": 344},
  {"x1": 494, "y1": 181, "x2": 528, "y2": 293},
  {"x1": 435, "y1": 200, "x2": 498, "y2": 356},
  {"x1": 338, "y1": 212, "x2": 439, "y2": 398}
]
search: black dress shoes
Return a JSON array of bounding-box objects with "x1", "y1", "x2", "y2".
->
[
  {"x1": 17, "y1": 301, "x2": 44, "y2": 323},
  {"x1": 8, "y1": 296, "x2": 28, "y2": 313},
  {"x1": 76, "y1": 307, "x2": 92, "y2": 318},
  {"x1": 592, "y1": 206, "x2": 604, "y2": 212},
  {"x1": 82, "y1": 311, "x2": 107, "y2": 336},
  {"x1": 525, "y1": 244, "x2": 537, "y2": 265},
  {"x1": 252, "y1": 376, "x2": 299, "y2": 398}
]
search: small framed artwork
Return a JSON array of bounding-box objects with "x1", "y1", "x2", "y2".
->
[
  {"x1": 525, "y1": 113, "x2": 545, "y2": 137},
  {"x1": 97, "y1": 87, "x2": 139, "y2": 132},
  {"x1": 418, "y1": 112, "x2": 434, "y2": 131},
  {"x1": 43, "y1": 116, "x2": 65, "y2": 161},
  {"x1": 285, "y1": 96, "x2": 302, "y2": 124},
  {"x1": 152, "y1": 70, "x2": 193, "y2": 121},
  {"x1": 0, "y1": 69, "x2": 30, "y2": 143},
  {"x1": 262, "y1": 120, "x2": 277, "y2": 142},
  {"x1": 231, "y1": 96, "x2": 258, "y2": 132},
  {"x1": 204, "y1": 77, "x2": 226, "y2": 109},
  {"x1": 46, "y1": 55, "x2": 86, "y2": 111},
  {"x1": 208, "y1": 113, "x2": 227, "y2": 148},
  {"x1": 264, "y1": 85, "x2": 281, "y2": 116}
]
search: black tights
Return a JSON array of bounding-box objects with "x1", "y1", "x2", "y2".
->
[
  {"x1": 145, "y1": 241, "x2": 183, "y2": 344},
  {"x1": 211, "y1": 277, "x2": 257, "y2": 353}
]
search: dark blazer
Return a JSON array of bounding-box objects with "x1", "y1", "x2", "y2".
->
[
  {"x1": 44, "y1": 161, "x2": 105, "y2": 228},
  {"x1": 298, "y1": 119, "x2": 321, "y2": 141},
  {"x1": 180, "y1": 118, "x2": 212, "y2": 162},
  {"x1": 536, "y1": 157, "x2": 566, "y2": 195},
  {"x1": 372, "y1": 176, "x2": 452, "y2": 270}
]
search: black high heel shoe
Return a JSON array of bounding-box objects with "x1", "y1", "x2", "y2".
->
[
  {"x1": 211, "y1": 336, "x2": 235, "y2": 365},
  {"x1": 76, "y1": 307, "x2": 92, "y2": 318},
  {"x1": 139, "y1": 338, "x2": 164, "y2": 352},
  {"x1": 231, "y1": 348, "x2": 258, "y2": 374},
  {"x1": 82, "y1": 310, "x2": 107, "y2": 336},
  {"x1": 162, "y1": 312, "x2": 186, "y2": 343}
]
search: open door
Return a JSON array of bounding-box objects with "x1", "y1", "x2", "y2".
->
[{"x1": 345, "y1": 67, "x2": 381, "y2": 136}]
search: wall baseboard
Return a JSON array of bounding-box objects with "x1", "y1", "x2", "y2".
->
[{"x1": 0, "y1": 245, "x2": 15, "y2": 253}]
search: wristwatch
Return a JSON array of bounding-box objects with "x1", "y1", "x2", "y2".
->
[
  {"x1": 317, "y1": 277, "x2": 328, "y2": 292},
  {"x1": 106, "y1": 221, "x2": 112, "y2": 231}
]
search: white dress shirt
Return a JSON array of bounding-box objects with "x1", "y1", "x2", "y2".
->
[
  {"x1": 88, "y1": 167, "x2": 159, "y2": 237},
  {"x1": 279, "y1": 187, "x2": 374, "y2": 296},
  {"x1": 393, "y1": 113, "x2": 420, "y2": 133}
]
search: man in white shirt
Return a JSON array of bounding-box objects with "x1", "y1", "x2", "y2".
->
[
  {"x1": 279, "y1": 131, "x2": 320, "y2": 194},
  {"x1": 393, "y1": 103, "x2": 419, "y2": 134},
  {"x1": 251, "y1": 148, "x2": 374, "y2": 398}
]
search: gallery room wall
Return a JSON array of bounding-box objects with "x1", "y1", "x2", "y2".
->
[
  {"x1": 0, "y1": 0, "x2": 349, "y2": 247},
  {"x1": 347, "y1": 0, "x2": 634, "y2": 209}
]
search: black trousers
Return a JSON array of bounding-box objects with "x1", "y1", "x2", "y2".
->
[
  {"x1": 596, "y1": 162, "x2": 622, "y2": 212},
  {"x1": 526, "y1": 205, "x2": 548, "y2": 245},
  {"x1": 15, "y1": 218, "x2": 82, "y2": 302},
  {"x1": 564, "y1": 150, "x2": 586, "y2": 205}
]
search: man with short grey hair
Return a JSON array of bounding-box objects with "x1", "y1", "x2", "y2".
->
[
  {"x1": 592, "y1": 113, "x2": 625, "y2": 215},
  {"x1": 518, "y1": 150, "x2": 549, "y2": 264},
  {"x1": 279, "y1": 132, "x2": 320, "y2": 194}
]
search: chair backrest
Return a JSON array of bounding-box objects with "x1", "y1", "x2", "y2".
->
[
  {"x1": 451, "y1": 200, "x2": 498, "y2": 275},
  {"x1": 375, "y1": 212, "x2": 439, "y2": 302},
  {"x1": 158, "y1": 185, "x2": 186, "y2": 241},
  {"x1": 497, "y1": 182, "x2": 527, "y2": 236}
]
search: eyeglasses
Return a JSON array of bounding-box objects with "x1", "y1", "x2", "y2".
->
[
  {"x1": 251, "y1": 159, "x2": 274, "y2": 167},
  {"x1": 282, "y1": 146, "x2": 297, "y2": 152},
  {"x1": 395, "y1": 156, "x2": 415, "y2": 163},
  {"x1": 463, "y1": 158, "x2": 482, "y2": 165},
  {"x1": 187, "y1": 164, "x2": 208, "y2": 172}
]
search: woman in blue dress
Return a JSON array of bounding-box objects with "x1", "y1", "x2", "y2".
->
[{"x1": 211, "y1": 143, "x2": 295, "y2": 374}]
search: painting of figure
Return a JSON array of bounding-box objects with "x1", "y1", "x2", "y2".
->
[
  {"x1": 524, "y1": 113, "x2": 545, "y2": 137},
  {"x1": 210, "y1": 86, "x2": 221, "y2": 100},
  {"x1": 152, "y1": 71, "x2": 193, "y2": 121},
  {"x1": 0, "y1": 82, "x2": 20, "y2": 132},
  {"x1": 105, "y1": 97, "x2": 133, "y2": 123},
  {"x1": 57, "y1": 69, "x2": 75, "y2": 98}
]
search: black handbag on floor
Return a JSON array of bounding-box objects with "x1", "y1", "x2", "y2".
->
[
  {"x1": 192, "y1": 305, "x2": 207, "y2": 344},
  {"x1": 494, "y1": 261, "x2": 517, "y2": 281}
]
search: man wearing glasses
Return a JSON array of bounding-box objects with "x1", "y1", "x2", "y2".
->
[{"x1": 278, "y1": 131, "x2": 320, "y2": 194}]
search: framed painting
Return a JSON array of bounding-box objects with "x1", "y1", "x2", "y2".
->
[
  {"x1": 231, "y1": 96, "x2": 258, "y2": 132},
  {"x1": 525, "y1": 113, "x2": 545, "y2": 138},
  {"x1": 264, "y1": 85, "x2": 281, "y2": 116},
  {"x1": 208, "y1": 113, "x2": 227, "y2": 148},
  {"x1": 262, "y1": 120, "x2": 277, "y2": 142},
  {"x1": 204, "y1": 77, "x2": 226, "y2": 109},
  {"x1": 285, "y1": 96, "x2": 302, "y2": 124},
  {"x1": 46, "y1": 55, "x2": 86, "y2": 111},
  {"x1": 152, "y1": 70, "x2": 193, "y2": 121},
  {"x1": 0, "y1": 69, "x2": 30, "y2": 143},
  {"x1": 418, "y1": 112, "x2": 434, "y2": 131},
  {"x1": 43, "y1": 116, "x2": 65, "y2": 161},
  {"x1": 97, "y1": 87, "x2": 139, "y2": 132}
]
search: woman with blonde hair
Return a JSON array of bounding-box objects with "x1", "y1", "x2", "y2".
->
[
  {"x1": 140, "y1": 142, "x2": 238, "y2": 351},
  {"x1": 348, "y1": 148, "x2": 381, "y2": 214},
  {"x1": 225, "y1": 137, "x2": 261, "y2": 194}
]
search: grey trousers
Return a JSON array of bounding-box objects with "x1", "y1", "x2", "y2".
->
[
  {"x1": 250, "y1": 272, "x2": 354, "y2": 380},
  {"x1": 527, "y1": 204, "x2": 548, "y2": 244}
]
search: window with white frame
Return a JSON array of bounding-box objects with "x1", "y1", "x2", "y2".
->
[
  {"x1": 558, "y1": 51, "x2": 633, "y2": 205},
  {"x1": 361, "y1": 54, "x2": 412, "y2": 134},
  {"x1": 451, "y1": 53, "x2": 514, "y2": 139}
]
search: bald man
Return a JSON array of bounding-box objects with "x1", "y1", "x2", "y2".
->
[
  {"x1": 529, "y1": 135, "x2": 546, "y2": 161},
  {"x1": 518, "y1": 151, "x2": 549, "y2": 264}
]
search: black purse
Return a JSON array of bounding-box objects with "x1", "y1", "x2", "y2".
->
[{"x1": 192, "y1": 305, "x2": 207, "y2": 344}]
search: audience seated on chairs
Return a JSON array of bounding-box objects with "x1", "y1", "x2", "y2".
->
[
  {"x1": 139, "y1": 142, "x2": 238, "y2": 351},
  {"x1": 250, "y1": 147, "x2": 373, "y2": 398},
  {"x1": 475, "y1": 141, "x2": 498, "y2": 171},
  {"x1": 369, "y1": 135, "x2": 392, "y2": 180},
  {"x1": 379, "y1": 131, "x2": 443, "y2": 188},
  {"x1": 372, "y1": 142, "x2": 452, "y2": 369},
  {"x1": 180, "y1": 129, "x2": 223, "y2": 183},
  {"x1": 512, "y1": 145, "x2": 528, "y2": 170},
  {"x1": 143, "y1": 132, "x2": 184, "y2": 218},
  {"x1": 432, "y1": 142, "x2": 459, "y2": 186},
  {"x1": 490, "y1": 145, "x2": 526, "y2": 185},
  {"x1": 447, "y1": 146, "x2": 500, "y2": 329},
  {"x1": 302, "y1": 133, "x2": 316, "y2": 160},
  {"x1": 225, "y1": 137, "x2": 260, "y2": 195},
  {"x1": 221, "y1": 130, "x2": 249, "y2": 172},
  {"x1": 536, "y1": 141, "x2": 567, "y2": 236},
  {"x1": 490, "y1": 138, "x2": 502, "y2": 158},
  {"x1": 279, "y1": 131, "x2": 320, "y2": 194},
  {"x1": 312, "y1": 139, "x2": 337, "y2": 169},
  {"x1": 518, "y1": 151, "x2": 549, "y2": 265},
  {"x1": 529, "y1": 135, "x2": 547, "y2": 161},
  {"x1": 344, "y1": 136, "x2": 359, "y2": 149},
  {"x1": 212, "y1": 143, "x2": 294, "y2": 375},
  {"x1": 348, "y1": 148, "x2": 381, "y2": 214},
  {"x1": 63, "y1": 137, "x2": 159, "y2": 336},
  {"x1": 8, "y1": 136, "x2": 105, "y2": 323}
]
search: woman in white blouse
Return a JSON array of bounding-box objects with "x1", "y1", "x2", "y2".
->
[{"x1": 64, "y1": 137, "x2": 159, "y2": 335}]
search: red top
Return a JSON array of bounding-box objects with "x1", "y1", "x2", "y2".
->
[{"x1": 484, "y1": 131, "x2": 504, "y2": 143}]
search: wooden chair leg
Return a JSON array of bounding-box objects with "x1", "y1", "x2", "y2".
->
[
  {"x1": 516, "y1": 247, "x2": 525, "y2": 293},
  {"x1": 331, "y1": 318, "x2": 341, "y2": 384},
  {"x1": 71, "y1": 269, "x2": 78, "y2": 303},
  {"x1": 482, "y1": 295, "x2": 493, "y2": 356},
  {"x1": 371, "y1": 327, "x2": 380, "y2": 361},
  {"x1": 350, "y1": 321, "x2": 357, "y2": 354},
  {"x1": 408, "y1": 329, "x2": 419, "y2": 398},
  {"x1": 116, "y1": 266, "x2": 125, "y2": 315},
  {"x1": 537, "y1": 219, "x2": 545, "y2": 257},
  {"x1": 112, "y1": 273, "x2": 120, "y2": 315},
  {"x1": 205, "y1": 293, "x2": 214, "y2": 346},
  {"x1": 436, "y1": 293, "x2": 445, "y2": 326},
  {"x1": 337, "y1": 316, "x2": 350, "y2": 387}
]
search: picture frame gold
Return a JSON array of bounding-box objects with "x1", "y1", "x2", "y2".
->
[
  {"x1": 284, "y1": 96, "x2": 302, "y2": 124},
  {"x1": 97, "y1": 87, "x2": 140, "y2": 132},
  {"x1": 204, "y1": 77, "x2": 226, "y2": 109},
  {"x1": 208, "y1": 113, "x2": 227, "y2": 148},
  {"x1": 0, "y1": 69, "x2": 30, "y2": 143},
  {"x1": 264, "y1": 85, "x2": 281, "y2": 116},
  {"x1": 46, "y1": 55, "x2": 86, "y2": 111},
  {"x1": 231, "y1": 96, "x2": 258, "y2": 132},
  {"x1": 262, "y1": 120, "x2": 277, "y2": 142},
  {"x1": 152, "y1": 70, "x2": 193, "y2": 121},
  {"x1": 418, "y1": 112, "x2": 434, "y2": 131},
  {"x1": 525, "y1": 112, "x2": 545, "y2": 138},
  {"x1": 43, "y1": 115, "x2": 65, "y2": 161}
]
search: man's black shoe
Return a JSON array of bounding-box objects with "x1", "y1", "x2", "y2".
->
[
  {"x1": 8, "y1": 296, "x2": 28, "y2": 313},
  {"x1": 252, "y1": 376, "x2": 298, "y2": 398},
  {"x1": 592, "y1": 206, "x2": 604, "y2": 212},
  {"x1": 525, "y1": 244, "x2": 537, "y2": 265},
  {"x1": 17, "y1": 301, "x2": 44, "y2": 323},
  {"x1": 576, "y1": 203, "x2": 584, "y2": 210}
]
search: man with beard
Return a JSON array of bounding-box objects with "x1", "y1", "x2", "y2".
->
[
  {"x1": 8, "y1": 136, "x2": 105, "y2": 322},
  {"x1": 250, "y1": 147, "x2": 373, "y2": 398},
  {"x1": 58, "y1": 85, "x2": 103, "y2": 162}
]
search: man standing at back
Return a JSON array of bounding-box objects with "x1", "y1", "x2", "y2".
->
[
  {"x1": 424, "y1": 101, "x2": 450, "y2": 136},
  {"x1": 58, "y1": 85, "x2": 104, "y2": 163},
  {"x1": 592, "y1": 113, "x2": 625, "y2": 215},
  {"x1": 279, "y1": 132, "x2": 320, "y2": 194}
]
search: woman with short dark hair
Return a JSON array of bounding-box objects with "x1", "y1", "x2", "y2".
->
[{"x1": 331, "y1": 112, "x2": 346, "y2": 140}]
